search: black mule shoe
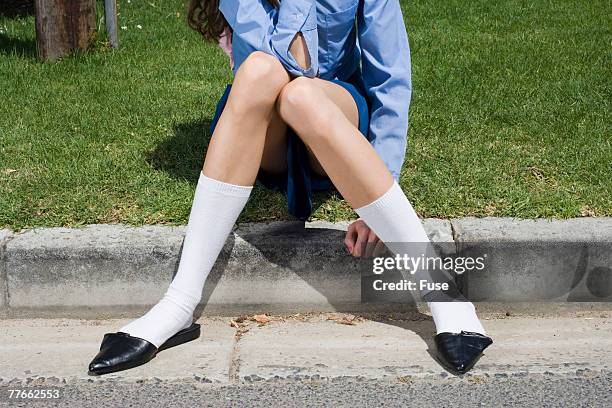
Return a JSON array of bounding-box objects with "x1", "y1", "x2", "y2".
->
[
  {"x1": 88, "y1": 323, "x2": 201, "y2": 375},
  {"x1": 434, "y1": 330, "x2": 493, "y2": 375}
]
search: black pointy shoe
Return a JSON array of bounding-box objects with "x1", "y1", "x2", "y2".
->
[
  {"x1": 88, "y1": 323, "x2": 201, "y2": 375},
  {"x1": 434, "y1": 330, "x2": 493, "y2": 375}
]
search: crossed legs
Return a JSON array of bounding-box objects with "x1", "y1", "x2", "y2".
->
[
  {"x1": 118, "y1": 51, "x2": 485, "y2": 348},
  {"x1": 203, "y1": 50, "x2": 392, "y2": 206}
]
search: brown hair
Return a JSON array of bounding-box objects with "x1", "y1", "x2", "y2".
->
[{"x1": 187, "y1": 0, "x2": 280, "y2": 42}]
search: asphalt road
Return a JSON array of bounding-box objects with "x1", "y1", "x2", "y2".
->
[{"x1": 2, "y1": 373, "x2": 609, "y2": 408}]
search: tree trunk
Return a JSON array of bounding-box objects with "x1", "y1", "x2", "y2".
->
[{"x1": 34, "y1": 0, "x2": 97, "y2": 61}]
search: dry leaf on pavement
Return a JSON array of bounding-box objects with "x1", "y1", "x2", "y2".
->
[
  {"x1": 252, "y1": 314, "x2": 270, "y2": 325},
  {"x1": 327, "y1": 313, "x2": 361, "y2": 326}
]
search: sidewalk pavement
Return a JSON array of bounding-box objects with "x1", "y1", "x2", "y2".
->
[
  {"x1": 1, "y1": 218, "x2": 611, "y2": 316},
  {"x1": 1, "y1": 312, "x2": 610, "y2": 385}
]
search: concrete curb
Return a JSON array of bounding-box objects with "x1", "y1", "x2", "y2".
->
[
  {"x1": 2, "y1": 218, "x2": 611, "y2": 316},
  {"x1": 0, "y1": 229, "x2": 14, "y2": 310},
  {"x1": 452, "y1": 218, "x2": 612, "y2": 302}
]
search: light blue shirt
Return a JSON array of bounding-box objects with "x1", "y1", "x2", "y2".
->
[{"x1": 219, "y1": 0, "x2": 412, "y2": 180}]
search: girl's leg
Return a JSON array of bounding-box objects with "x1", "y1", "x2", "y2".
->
[
  {"x1": 203, "y1": 52, "x2": 290, "y2": 185},
  {"x1": 277, "y1": 78, "x2": 393, "y2": 207},
  {"x1": 276, "y1": 77, "x2": 486, "y2": 336},
  {"x1": 117, "y1": 52, "x2": 291, "y2": 347}
]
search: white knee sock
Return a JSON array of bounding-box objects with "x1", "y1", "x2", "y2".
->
[
  {"x1": 119, "y1": 172, "x2": 252, "y2": 347},
  {"x1": 355, "y1": 181, "x2": 486, "y2": 335}
]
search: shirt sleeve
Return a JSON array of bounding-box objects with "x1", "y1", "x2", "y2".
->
[
  {"x1": 358, "y1": 0, "x2": 412, "y2": 181},
  {"x1": 219, "y1": 0, "x2": 318, "y2": 78}
]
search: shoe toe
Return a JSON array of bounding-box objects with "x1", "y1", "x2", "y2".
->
[
  {"x1": 88, "y1": 360, "x2": 111, "y2": 373},
  {"x1": 434, "y1": 331, "x2": 493, "y2": 374},
  {"x1": 88, "y1": 332, "x2": 157, "y2": 375}
]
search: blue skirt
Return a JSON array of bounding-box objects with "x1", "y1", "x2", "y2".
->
[{"x1": 209, "y1": 70, "x2": 370, "y2": 221}]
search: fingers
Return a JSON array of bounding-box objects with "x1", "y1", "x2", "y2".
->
[
  {"x1": 352, "y1": 223, "x2": 369, "y2": 257},
  {"x1": 345, "y1": 220, "x2": 385, "y2": 258},
  {"x1": 345, "y1": 220, "x2": 371, "y2": 258},
  {"x1": 344, "y1": 222, "x2": 358, "y2": 254}
]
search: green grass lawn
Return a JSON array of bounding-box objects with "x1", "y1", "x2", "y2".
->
[{"x1": 1, "y1": 0, "x2": 610, "y2": 230}]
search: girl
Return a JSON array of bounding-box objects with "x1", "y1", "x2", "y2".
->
[{"x1": 89, "y1": 0, "x2": 492, "y2": 376}]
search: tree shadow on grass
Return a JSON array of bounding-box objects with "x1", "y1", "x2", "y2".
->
[
  {"x1": 0, "y1": 1, "x2": 34, "y2": 18},
  {"x1": 0, "y1": 1, "x2": 37, "y2": 58},
  {"x1": 0, "y1": 34, "x2": 37, "y2": 58}
]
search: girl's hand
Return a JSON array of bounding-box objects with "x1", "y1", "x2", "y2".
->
[{"x1": 344, "y1": 219, "x2": 385, "y2": 258}]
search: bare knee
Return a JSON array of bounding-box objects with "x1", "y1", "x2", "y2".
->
[
  {"x1": 277, "y1": 78, "x2": 335, "y2": 142},
  {"x1": 237, "y1": 51, "x2": 288, "y2": 86},
  {"x1": 228, "y1": 51, "x2": 290, "y2": 114}
]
